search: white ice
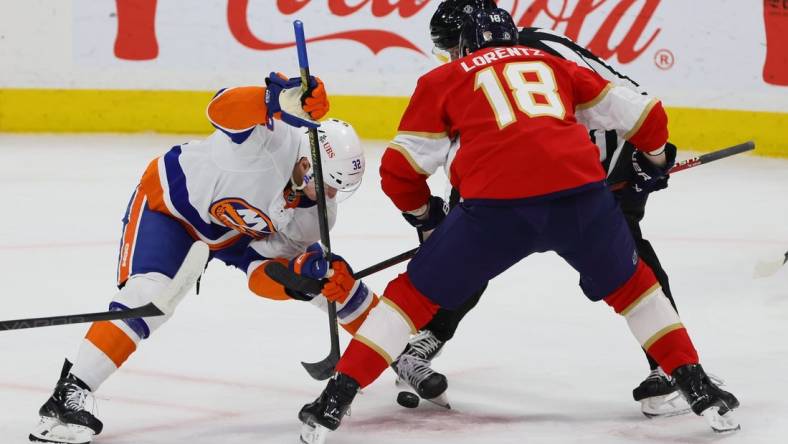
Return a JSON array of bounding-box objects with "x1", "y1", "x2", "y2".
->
[{"x1": 0, "y1": 134, "x2": 786, "y2": 444}]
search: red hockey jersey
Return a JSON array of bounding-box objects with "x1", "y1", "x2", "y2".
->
[{"x1": 380, "y1": 46, "x2": 668, "y2": 211}]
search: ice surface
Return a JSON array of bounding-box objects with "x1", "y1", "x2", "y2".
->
[{"x1": 0, "y1": 134, "x2": 786, "y2": 443}]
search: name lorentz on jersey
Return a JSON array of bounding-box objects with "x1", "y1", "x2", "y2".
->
[{"x1": 518, "y1": 27, "x2": 648, "y2": 181}]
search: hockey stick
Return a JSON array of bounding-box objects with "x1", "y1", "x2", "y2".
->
[
  {"x1": 265, "y1": 246, "x2": 420, "y2": 296},
  {"x1": 754, "y1": 251, "x2": 788, "y2": 278},
  {"x1": 294, "y1": 20, "x2": 341, "y2": 382},
  {"x1": 610, "y1": 141, "x2": 755, "y2": 191},
  {"x1": 0, "y1": 241, "x2": 209, "y2": 332}
]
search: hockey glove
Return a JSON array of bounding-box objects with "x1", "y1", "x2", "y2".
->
[
  {"x1": 401, "y1": 195, "x2": 448, "y2": 234},
  {"x1": 289, "y1": 243, "x2": 332, "y2": 280},
  {"x1": 625, "y1": 142, "x2": 677, "y2": 196},
  {"x1": 264, "y1": 72, "x2": 328, "y2": 129},
  {"x1": 322, "y1": 259, "x2": 358, "y2": 303},
  {"x1": 301, "y1": 77, "x2": 329, "y2": 121}
]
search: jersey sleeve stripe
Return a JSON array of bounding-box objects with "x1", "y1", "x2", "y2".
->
[
  {"x1": 161, "y1": 146, "x2": 234, "y2": 242},
  {"x1": 396, "y1": 130, "x2": 450, "y2": 139},
  {"x1": 389, "y1": 132, "x2": 452, "y2": 177},
  {"x1": 623, "y1": 98, "x2": 658, "y2": 140},
  {"x1": 380, "y1": 147, "x2": 432, "y2": 211},
  {"x1": 140, "y1": 157, "x2": 171, "y2": 216},
  {"x1": 117, "y1": 189, "x2": 146, "y2": 286},
  {"x1": 389, "y1": 143, "x2": 430, "y2": 176},
  {"x1": 576, "y1": 83, "x2": 613, "y2": 110}
]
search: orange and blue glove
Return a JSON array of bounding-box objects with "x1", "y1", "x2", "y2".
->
[
  {"x1": 289, "y1": 243, "x2": 361, "y2": 304},
  {"x1": 289, "y1": 243, "x2": 331, "y2": 280},
  {"x1": 302, "y1": 76, "x2": 328, "y2": 121},
  {"x1": 264, "y1": 72, "x2": 329, "y2": 129},
  {"x1": 322, "y1": 259, "x2": 357, "y2": 304}
]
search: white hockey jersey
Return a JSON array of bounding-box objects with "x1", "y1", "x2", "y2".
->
[{"x1": 140, "y1": 87, "x2": 336, "y2": 259}]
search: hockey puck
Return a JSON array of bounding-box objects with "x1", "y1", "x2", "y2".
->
[{"x1": 397, "y1": 391, "x2": 420, "y2": 408}]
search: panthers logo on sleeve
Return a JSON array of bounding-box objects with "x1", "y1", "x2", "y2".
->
[{"x1": 209, "y1": 198, "x2": 277, "y2": 240}]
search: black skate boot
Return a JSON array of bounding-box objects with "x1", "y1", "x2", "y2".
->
[
  {"x1": 391, "y1": 330, "x2": 449, "y2": 407},
  {"x1": 298, "y1": 373, "x2": 359, "y2": 444},
  {"x1": 672, "y1": 364, "x2": 740, "y2": 433},
  {"x1": 29, "y1": 360, "x2": 103, "y2": 444},
  {"x1": 632, "y1": 368, "x2": 690, "y2": 417}
]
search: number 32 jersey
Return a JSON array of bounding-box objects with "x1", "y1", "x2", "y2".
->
[{"x1": 380, "y1": 46, "x2": 668, "y2": 211}]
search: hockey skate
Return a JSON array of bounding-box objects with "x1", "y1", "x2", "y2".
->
[
  {"x1": 391, "y1": 330, "x2": 450, "y2": 408},
  {"x1": 632, "y1": 368, "x2": 690, "y2": 417},
  {"x1": 672, "y1": 364, "x2": 740, "y2": 433},
  {"x1": 29, "y1": 360, "x2": 103, "y2": 444},
  {"x1": 298, "y1": 373, "x2": 359, "y2": 444}
]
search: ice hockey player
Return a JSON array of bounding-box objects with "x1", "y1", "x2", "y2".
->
[
  {"x1": 28, "y1": 73, "x2": 377, "y2": 444},
  {"x1": 391, "y1": 0, "x2": 694, "y2": 419},
  {"x1": 297, "y1": 9, "x2": 739, "y2": 443}
]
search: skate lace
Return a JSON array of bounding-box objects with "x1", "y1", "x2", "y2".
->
[
  {"x1": 408, "y1": 331, "x2": 443, "y2": 360},
  {"x1": 646, "y1": 368, "x2": 668, "y2": 382},
  {"x1": 396, "y1": 354, "x2": 434, "y2": 388},
  {"x1": 63, "y1": 383, "x2": 93, "y2": 413}
]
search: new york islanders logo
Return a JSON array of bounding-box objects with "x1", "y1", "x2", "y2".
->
[{"x1": 210, "y1": 198, "x2": 276, "y2": 240}]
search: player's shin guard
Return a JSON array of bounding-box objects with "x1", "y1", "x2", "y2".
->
[
  {"x1": 336, "y1": 273, "x2": 439, "y2": 388},
  {"x1": 605, "y1": 262, "x2": 698, "y2": 374}
]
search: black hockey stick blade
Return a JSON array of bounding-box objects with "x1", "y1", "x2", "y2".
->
[
  {"x1": 0, "y1": 303, "x2": 163, "y2": 331},
  {"x1": 302, "y1": 300, "x2": 342, "y2": 380},
  {"x1": 265, "y1": 247, "x2": 419, "y2": 380},
  {"x1": 300, "y1": 248, "x2": 419, "y2": 380}
]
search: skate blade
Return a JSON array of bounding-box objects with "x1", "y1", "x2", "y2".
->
[
  {"x1": 701, "y1": 406, "x2": 740, "y2": 433},
  {"x1": 29, "y1": 417, "x2": 93, "y2": 444},
  {"x1": 395, "y1": 378, "x2": 451, "y2": 409},
  {"x1": 640, "y1": 391, "x2": 691, "y2": 418},
  {"x1": 425, "y1": 392, "x2": 451, "y2": 410},
  {"x1": 299, "y1": 419, "x2": 329, "y2": 444}
]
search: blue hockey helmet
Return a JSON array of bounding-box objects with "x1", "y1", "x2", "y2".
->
[{"x1": 458, "y1": 8, "x2": 518, "y2": 57}]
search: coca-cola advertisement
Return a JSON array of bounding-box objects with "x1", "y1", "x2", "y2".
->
[{"x1": 0, "y1": 1, "x2": 781, "y2": 114}]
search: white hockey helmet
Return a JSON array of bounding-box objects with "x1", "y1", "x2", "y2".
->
[{"x1": 297, "y1": 118, "x2": 365, "y2": 199}]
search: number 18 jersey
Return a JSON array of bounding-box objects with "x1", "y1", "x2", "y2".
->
[{"x1": 380, "y1": 46, "x2": 668, "y2": 211}]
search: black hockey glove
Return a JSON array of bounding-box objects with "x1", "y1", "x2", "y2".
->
[
  {"x1": 402, "y1": 195, "x2": 448, "y2": 233},
  {"x1": 625, "y1": 142, "x2": 677, "y2": 197}
]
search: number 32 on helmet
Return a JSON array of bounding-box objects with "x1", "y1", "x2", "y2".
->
[{"x1": 297, "y1": 118, "x2": 365, "y2": 201}]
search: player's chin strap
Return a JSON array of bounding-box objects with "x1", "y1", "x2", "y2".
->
[{"x1": 264, "y1": 72, "x2": 319, "y2": 130}]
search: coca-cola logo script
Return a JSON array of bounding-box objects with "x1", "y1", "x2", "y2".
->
[{"x1": 114, "y1": 0, "x2": 663, "y2": 64}]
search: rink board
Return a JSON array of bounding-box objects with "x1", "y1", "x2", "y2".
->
[{"x1": 1, "y1": 88, "x2": 787, "y2": 158}]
